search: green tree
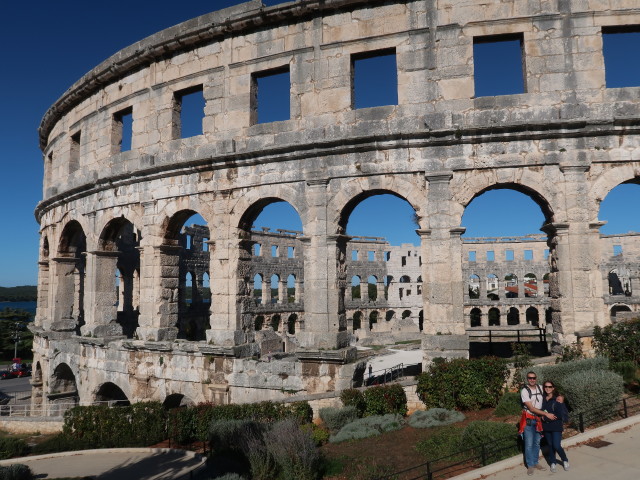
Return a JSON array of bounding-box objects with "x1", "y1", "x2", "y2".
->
[{"x1": 0, "y1": 308, "x2": 34, "y2": 360}]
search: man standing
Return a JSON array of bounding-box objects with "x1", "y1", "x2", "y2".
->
[{"x1": 520, "y1": 371, "x2": 556, "y2": 475}]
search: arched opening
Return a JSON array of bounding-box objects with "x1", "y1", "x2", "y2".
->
[
  {"x1": 418, "y1": 310, "x2": 424, "y2": 331},
  {"x1": 287, "y1": 314, "x2": 297, "y2": 334},
  {"x1": 50, "y1": 363, "x2": 78, "y2": 397},
  {"x1": 369, "y1": 311, "x2": 379, "y2": 330},
  {"x1": 488, "y1": 307, "x2": 500, "y2": 326},
  {"x1": 368, "y1": 275, "x2": 378, "y2": 301},
  {"x1": 238, "y1": 200, "x2": 304, "y2": 339},
  {"x1": 526, "y1": 307, "x2": 539, "y2": 326},
  {"x1": 55, "y1": 221, "x2": 86, "y2": 334},
  {"x1": 610, "y1": 304, "x2": 632, "y2": 322},
  {"x1": 95, "y1": 382, "x2": 130, "y2": 406},
  {"x1": 505, "y1": 274, "x2": 518, "y2": 298},
  {"x1": 385, "y1": 310, "x2": 395, "y2": 322},
  {"x1": 468, "y1": 274, "x2": 480, "y2": 299},
  {"x1": 98, "y1": 217, "x2": 141, "y2": 338},
  {"x1": 271, "y1": 314, "x2": 281, "y2": 332},
  {"x1": 507, "y1": 307, "x2": 520, "y2": 325},
  {"x1": 254, "y1": 315, "x2": 265, "y2": 331},
  {"x1": 340, "y1": 191, "x2": 421, "y2": 336},
  {"x1": 163, "y1": 394, "x2": 193, "y2": 409},
  {"x1": 470, "y1": 308, "x2": 482, "y2": 327},
  {"x1": 487, "y1": 274, "x2": 499, "y2": 300},
  {"x1": 351, "y1": 276, "x2": 362, "y2": 300},
  {"x1": 599, "y1": 181, "x2": 640, "y2": 305},
  {"x1": 524, "y1": 273, "x2": 537, "y2": 298},
  {"x1": 402, "y1": 310, "x2": 411, "y2": 319},
  {"x1": 353, "y1": 311, "x2": 362, "y2": 331},
  {"x1": 162, "y1": 211, "x2": 211, "y2": 341}
]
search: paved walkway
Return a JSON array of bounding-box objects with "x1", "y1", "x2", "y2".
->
[
  {"x1": 0, "y1": 448, "x2": 205, "y2": 479},
  {"x1": 452, "y1": 415, "x2": 640, "y2": 480}
]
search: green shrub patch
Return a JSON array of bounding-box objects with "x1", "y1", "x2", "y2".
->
[
  {"x1": 408, "y1": 408, "x2": 465, "y2": 428},
  {"x1": 494, "y1": 392, "x2": 523, "y2": 417},
  {"x1": 0, "y1": 464, "x2": 34, "y2": 480},
  {"x1": 0, "y1": 437, "x2": 29, "y2": 460},
  {"x1": 593, "y1": 318, "x2": 640, "y2": 365},
  {"x1": 460, "y1": 421, "x2": 518, "y2": 463},
  {"x1": 319, "y1": 406, "x2": 359, "y2": 432},
  {"x1": 329, "y1": 414, "x2": 404, "y2": 443},
  {"x1": 340, "y1": 388, "x2": 365, "y2": 417},
  {"x1": 417, "y1": 357, "x2": 508, "y2": 410},
  {"x1": 562, "y1": 369, "x2": 624, "y2": 425},
  {"x1": 362, "y1": 384, "x2": 408, "y2": 417}
]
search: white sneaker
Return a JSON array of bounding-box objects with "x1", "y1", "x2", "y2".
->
[
  {"x1": 563, "y1": 461, "x2": 570, "y2": 471},
  {"x1": 550, "y1": 464, "x2": 557, "y2": 473}
]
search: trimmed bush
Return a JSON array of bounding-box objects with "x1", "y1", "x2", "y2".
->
[
  {"x1": 340, "y1": 389, "x2": 365, "y2": 417},
  {"x1": 415, "y1": 425, "x2": 464, "y2": 460},
  {"x1": 494, "y1": 392, "x2": 523, "y2": 417},
  {"x1": 593, "y1": 318, "x2": 640, "y2": 364},
  {"x1": 265, "y1": 419, "x2": 321, "y2": 480},
  {"x1": 417, "y1": 357, "x2": 509, "y2": 411},
  {"x1": 329, "y1": 414, "x2": 404, "y2": 443},
  {"x1": 528, "y1": 357, "x2": 609, "y2": 392},
  {"x1": 562, "y1": 369, "x2": 624, "y2": 425},
  {"x1": 168, "y1": 400, "x2": 313, "y2": 444},
  {"x1": 301, "y1": 423, "x2": 330, "y2": 446},
  {"x1": 208, "y1": 419, "x2": 262, "y2": 455},
  {"x1": 362, "y1": 384, "x2": 407, "y2": 417},
  {"x1": 63, "y1": 402, "x2": 167, "y2": 448},
  {"x1": 0, "y1": 464, "x2": 34, "y2": 480},
  {"x1": 460, "y1": 421, "x2": 518, "y2": 463},
  {"x1": 408, "y1": 408, "x2": 465, "y2": 429},
  {"x1": 30, "y1": 433, "x2": 88, "y2": 455},
  {"x1": 0, "y1": 437, "x2": 29, "y2": 460},
  {"x1": 319, "y1": 406, "x2": 359, "y2": 432}
]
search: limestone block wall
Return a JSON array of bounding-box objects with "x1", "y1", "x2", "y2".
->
[{"x1": 33, "y1": 0, "x2": 640, "y2": 407}]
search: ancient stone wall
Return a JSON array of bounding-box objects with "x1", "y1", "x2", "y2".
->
[{"x1": 33, "y1": 0, "x2": 640, "y2": 407}]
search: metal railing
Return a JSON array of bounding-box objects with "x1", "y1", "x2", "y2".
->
[
  {"x1": 373, "y1": 394, "x2": 640, "y2": 480},
  {"x1": 354, "y1": 362, "x2": 422, "y2": 388},
  {"x1": 0, "y1": 400, "x2": 121, "y2": 418}
]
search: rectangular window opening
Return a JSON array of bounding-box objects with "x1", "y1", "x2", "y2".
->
[
  {"x1": 352, "y1": 49, "x2": 398, "y2": 109},
  {"x1": 252, "y1": 66, "x2": 290, "y2": 124},
  {"x1": 506, "y1": 250, "x2": 514, "y2": 261},
  {"x1": 174, "y1": 85, "x2": 205, "y2": 139},
  {"x1": 544, "y1": 249, "x2": 550, "y2": 260},
  {"x1": 524, "y1": 249, "x2": 533, "y2": 260},
  {"x1": 352, "y1": 250, "x2": 359, "y2": 261},
  {"x1": 613, "y1": 245, "x2": 623, "y2": 256},
  {"x1": 368, "y1": 251, "x2": 375, "y2": 261},
  {"x1": 288, "y1": 246, "x2": 295, "y2": 258},
  {"x1": 469, "y1": 251, "x2": 477, "y2": 262},
  {"x1": 271, "y1": 245, "x2": 279, "y2": 257},
  {"x1": 401, "y1": 256, "x2": 407, "y2": 267},
  {"x1": 473, "y1": 34, "x2": 525, "y2": 97},
  {"x1": 385, "y1": 251, "x2": 391, "y2": 261},
  {"x1": 69, "y1": 131, "x2": 81, "y2": 173},
  {"x1": 114, "y1": 107, "x2": 133, "y2": 152},
  {"x1": 487, "y1": 250, "x2": 495, "y2": 262},
  {"x1": 203, "y1": 238, "x2": 209, "y2": 252},
  {"x1": 602, "y1": 27, "x2": 640, "y2": 88}
]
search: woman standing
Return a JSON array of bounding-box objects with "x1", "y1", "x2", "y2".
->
[{"x1": 541, "y1": 381, "x2": 570, "y2": 473}]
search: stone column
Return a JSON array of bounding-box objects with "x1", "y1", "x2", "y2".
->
[
  {"x1": 262, "y1": 278, "x2": 271, "y2": 304},
  {"x1": 35, "y1": 260, "x2": 50, "y2": 328},
  {"x1": 542, "y1": 165, "x2": 606, "y2": 349},
  {"x1": 298, "y1": 179, "x2": 348, "y2": 349},
  {"x1": 279, "y1": 278, "x2": 287, "y2": 305},
  {"x1": 82, "y1": 250, "x2": 122, "y2": 337},
  {"x1": 420, "y1": 173, "x2": 469, "y2": 362}
]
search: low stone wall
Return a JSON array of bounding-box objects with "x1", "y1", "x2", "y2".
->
[{"x1": 0, "y1": 417, "x2": 64, "y2": 434}]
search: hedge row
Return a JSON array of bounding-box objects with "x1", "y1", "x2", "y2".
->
[
  {"x1": 339, "y1": 384, "x2": 407, "y2": 417},
  {"x1": 416, "y1": 356, "x2": 509, "y2": 411},
  {"x1": 169, "y1": 401, "x2": 313, "y2": 444}
]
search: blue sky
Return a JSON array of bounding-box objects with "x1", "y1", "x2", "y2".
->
[{"x1": 1, "y1": 1, "x2": 638, "y2": 286}]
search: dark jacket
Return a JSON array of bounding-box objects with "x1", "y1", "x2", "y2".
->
[{"x1": 541, "y1": 396, "x2": 569, "y2": 432}]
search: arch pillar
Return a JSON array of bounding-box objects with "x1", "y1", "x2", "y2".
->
[
  {"x1": 35, "y1": 260, "x2": 50, "y2": 328},
  {"x1": 298, "y1": 179, "x2": 348, "y2": 349},
  {"x1": 50, "y1": 256, "x2": 84, "y2": 333}
]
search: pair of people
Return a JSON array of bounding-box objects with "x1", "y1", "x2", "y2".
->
[{"x1": 520, "y1": 372, "x2": 570, "y2": 475}]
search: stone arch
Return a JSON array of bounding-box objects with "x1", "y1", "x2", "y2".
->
[
  {"x1": 332, "y1": 184, "x2": 425, "y2": 235},
  {"x1": 33, "y1": 361, "x2": 43, "y2": 384},
  {"x1": 488, "y1": 307, "x2": 500, "y2": 326},
  {"x1": 419, "y1": 310, "x2": 424, "y2": 331},
  {"x1": 487, "y1": 274, "x2": 499, "y2": 300},
  {"x1": 50, "y1": 362, "x2": 78, "y2": 396},
  {"x1": 507, "y1": 307, "x2": 520, "y2": 325},
  {"x1": 369, "y1": 310, "x2": 379, "y2": 329},
  {"x1": 230, "y1": 186, "x2": 306, "y2": 233},
  {"x1": 468, "y1": 274, "x2": 480, "y2": 299},
  {"x1": 163, "y1": 393, "x2": 194, "y2": 409},
  {"x1": 367, "y1": 275, "x2": 378, "y2": 301},
  {"x1": 386, "y1": 310, "x2": 396, "y2": 321},
  {"x1": 41, "y1": 236, "x2": 50, "y2": 259},
  {"x1": 451, "y1": 175, "x2": 557, "y2": 227},
  {"x1": 610, "y1": 304, "x2": 632, "y2": 322},
  {"x1": 399, "y1": 275, "x2": 411, "y2": 283},
  {"x1": 524, "y1": 273, "x2": 538, "y2": 298},
  {"x1": 55, "y1": 220, "x2": 87, "y2": 334},
  {"x1": 505, "y1": 273, "x2": 518, "y2": 298},
  {"x1": 161, "y1": 209, "x2": 212, "y2": 341},
  {"x1": 526, "y1": 307, "x2": 539, "y2": 326},
  {"x1": 287, "y1": 313, "x2": 297, "y2": 334},
  {"x1": 94, "y1": 382, "x2": 131, "y2": 406},
  {"x1": 591, "y1": 166, "x2": 640, "y2": 215},
  {"x1": 351, "y1": 275, "x2": 362, "y2": 300},
  {"x1": 255, "y1": 315, "x2": 265, "y2": 331},
  {"x1": 402, "y1": 309, "x2": 411, "y2": 319},
  {"x1": 353, "y1": 311, "x2": 363, "y2": 330},
  {"x1": 470, "y1": 308, "x2": 482, "y2": 327}
]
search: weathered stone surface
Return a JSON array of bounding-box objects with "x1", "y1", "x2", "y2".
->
[{"x1": 32, "y1": 0, "x2": 640, "y2": 409}]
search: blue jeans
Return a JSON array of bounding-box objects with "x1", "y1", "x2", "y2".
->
[
  {"x1": 544, "y1": 431, "x2": 568, "y2": 464},
  {"x1": 523, "y1": 421, "x2": 541, "y2": 467}
]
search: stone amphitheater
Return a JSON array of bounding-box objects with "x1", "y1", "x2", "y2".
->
[{"x1": 32, "y1": 0, "x2": 640, "y2": 408}]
